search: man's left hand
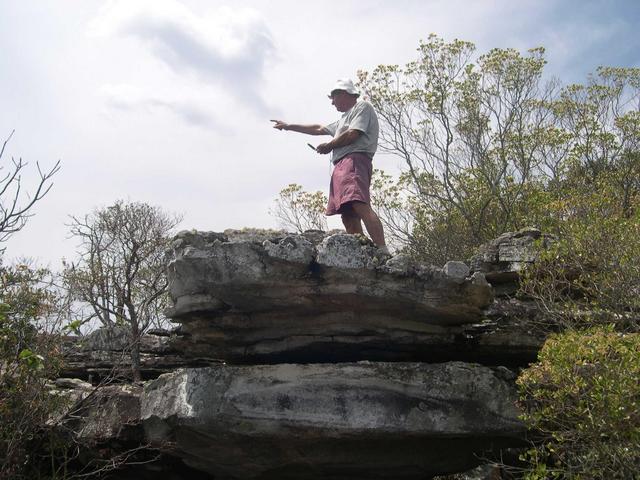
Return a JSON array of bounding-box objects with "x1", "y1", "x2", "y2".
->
[{"x1": 316, "y1": 143, "x2": 333, "y2": 154}]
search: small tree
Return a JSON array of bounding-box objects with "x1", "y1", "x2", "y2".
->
[
  {"x1": 64, "y1": 201, "x2": 182, "y2": 381},
  {"x1": 271, "y1": 175, "x2": 414, "y2": 250},
  {"x1": 0, "y1": 132, "x2": 72, "y2": 478},
  {"x1": 0, "y1": 131, "x2": 60, "y2": 247}
]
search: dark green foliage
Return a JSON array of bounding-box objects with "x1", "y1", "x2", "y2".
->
[{"x1": 521, "y1": 177, "x2": 640, "y2": 332}]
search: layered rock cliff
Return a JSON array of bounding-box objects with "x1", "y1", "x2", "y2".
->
[{"x1": 58, "y1": 228, "x2": 548, "y2": 479}]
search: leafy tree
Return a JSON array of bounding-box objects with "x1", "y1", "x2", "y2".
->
[
  {"x1": 63, "y1": 200, "x2": 182, "y2": 381},
  {"x1": 521, "y1": 177, "x2": 640, "y2": 332},
  {"x1": 357, "y1": 35, "x2": 559, "y2": 261},
  {"x1": 368, "y1": 169, "x2": 422, "y2": 253},
  {"x1": 356, "y1": 36, "x2": 640, "y2": 264}
]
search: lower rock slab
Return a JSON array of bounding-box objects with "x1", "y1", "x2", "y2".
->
[{"x1": 141, "y1": 362, "x2": 525, "y2": 479}]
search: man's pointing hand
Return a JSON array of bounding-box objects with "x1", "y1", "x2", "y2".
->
[{"x1": 270, "y1": 119, "x2": 288, "y2": 130}]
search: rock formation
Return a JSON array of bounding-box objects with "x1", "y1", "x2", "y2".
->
[
  {"x1": 142, "y1": 362, "x2": 522, "y2": 479},
  {"x1": 58, "y1": 228, "x2": 548, "y2": 479},
  {"x1": 61, "y1": 326, "x2": 216, "y2": 380},
  {"x1": 164, "y1": 230, "x2": 541, "y2": 366}
]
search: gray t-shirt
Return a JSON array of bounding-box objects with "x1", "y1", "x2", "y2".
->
[{"x1": 323, "y1": 100, "x2": 379, "y2": 164}]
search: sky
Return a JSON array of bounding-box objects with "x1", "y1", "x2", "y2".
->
[{"x1": 1, "y1": 0, "x2": 639, "y2": 267}]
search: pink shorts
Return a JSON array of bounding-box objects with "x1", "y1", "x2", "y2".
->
[{"x1": 326, "y1": 152, "x2": 373, "y2": 215}]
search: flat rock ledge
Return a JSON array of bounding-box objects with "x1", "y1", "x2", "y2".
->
[
  {"x1": 165, "y1": 230, "x2": 494, "y2": 364},
  {"x1": 62, "y1": 327, "x2": 216, "y2": 380},
  {"x1": 141, "y1": 362, "x2": 525, "y2": 480}
]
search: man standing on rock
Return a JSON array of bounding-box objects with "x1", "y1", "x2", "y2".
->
[{"x1": 271, "y1": 79, "x2": 387, "y2": 252}]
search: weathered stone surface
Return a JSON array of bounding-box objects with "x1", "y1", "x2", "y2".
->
[
  {"x1": 263, "y1": 234, "x2": 315, "y2": 264},
  {"x1": 54, "y1": 377, "x2": 93, "y2": 390},
  {"x1": 435, "y1": 464, "x2": 502, "y2": 480},
  {"x1": 49, "y1": 228, "x2": 554, "y2": 479},
  {"x1": 315, "y1": 233, "x2": 384, "y2": 269},
  {"x1": 444, "y1": 260, "x2": 471, "y2": 282},
  {"x1": 56, "y1": 383, "x2": 144, "y2": 444},
  {"x1": 165, "y1": 231, "x2": 494, "y2": 364},
  {"x1": 169, "y1": 300, "x2": 542, "y2": 366},
  {"x1": 48, "y1": 380, "x2": 219, "y2": 480},
  {"x1": 469, "y1": 228, "x2": 555, "y2": 288},
  {"x1": 62, "y1": 327, "x2": 217, "y2": 380},
  {"x1": 167, "y1": 231, "x2": 491, "y2": 321},
  {"x1": 224, "y1": 228, "x2": 288, "y2": 244},
  {"x1": 141, "y1": 362, "x2": 525, "y2": 479}
]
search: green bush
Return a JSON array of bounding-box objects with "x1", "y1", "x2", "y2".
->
[
  {"x1": 517, "y1": 327, "x2": 640, "y2": 479},
  {"x1": 0, "y1": 264, "x2": 69, "y2": 479}
]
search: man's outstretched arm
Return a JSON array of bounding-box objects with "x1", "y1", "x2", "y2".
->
[{"x1": 270, "y1": 120, "x2": 329, "y2": 136}]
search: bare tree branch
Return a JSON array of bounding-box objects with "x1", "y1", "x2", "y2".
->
[{"x1": 0, "y1": 131, "x2": 61, "y2": 246}]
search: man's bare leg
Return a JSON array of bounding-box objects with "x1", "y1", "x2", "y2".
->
[
  {"x1": 341, "y1": 207, "x2": 364, "y2": 234},
  {"x1": 350, "y1": 201, "x2": 386, "y2": 246}
]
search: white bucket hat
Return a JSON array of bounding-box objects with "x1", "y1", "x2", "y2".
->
[{"x1": 328, "y1": 78, "x2": 360, "y2": 97}]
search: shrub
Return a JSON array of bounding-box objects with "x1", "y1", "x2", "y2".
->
[
  {"x1": 0, "y1": 264, "x2": 67, "y2": 479},
  {"x1": 270, "y1": 183, "x2": 328, "y2": 232},
  {"x1": 520, "y1": 174, "x2": 640, "y2": 332},
  {"x1": 517, "y1": 327, "x2": 640, "y2": 479}
]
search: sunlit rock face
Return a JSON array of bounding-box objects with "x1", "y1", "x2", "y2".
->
[
  {"x1": 164, "y1": 230, "x2": 501, "y2": 364},
  {"x1": 141, "y1": 362, "x2": 524, "y2": 479}
]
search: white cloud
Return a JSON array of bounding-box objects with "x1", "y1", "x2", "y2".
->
[
  {"x1": 89, "y1": 0, "x2": 275, "y2": 114},
  {"x1": 100, "y1": 83, "x2": 227, "y2": 130}
]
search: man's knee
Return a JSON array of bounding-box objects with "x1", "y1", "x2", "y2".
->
[
  {"x1": 341, "y1": 213, "x2": 358, "y2": 228},
  {"x1": 350, "y1": 201, "x2": 375, "y2": 219},
  {"x1": 341, "y1": 208, "x2": 363, "y2": 233},
  {"x1": 341, "y1": 203, "x2": 357, "y2": 219}
]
